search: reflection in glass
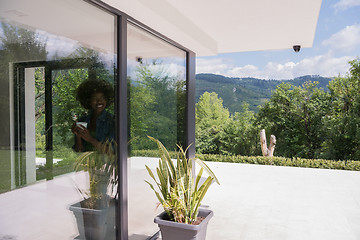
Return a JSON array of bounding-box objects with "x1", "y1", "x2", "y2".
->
[
  {"x1": 0, "y1": 0, "x2": 116, "y2": 239},
  {"x1": 127, "y1": 23, "x2": 187, "y2": 152},
  {"x1": 127, "y1": 22, "x2": 187, "y2": 239}
]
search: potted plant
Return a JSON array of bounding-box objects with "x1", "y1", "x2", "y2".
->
[
  {"x1": 145, "y1": 136, "x2": 220, "y2": 240},
  {"x1": 69, "y1": 140, "x2": 118, "y2": 240}
]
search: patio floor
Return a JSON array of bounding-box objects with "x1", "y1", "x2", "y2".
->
[
  {"x1": 201, "y1": 161, "x2": 360, "y2": 240},
  {"x1": 1, "y1": 158, "x2": 360, "y2": 240}
]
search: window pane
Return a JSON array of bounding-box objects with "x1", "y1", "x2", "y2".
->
[
  {"x1": 127, "y1": 22, "x2": 187, "y2": 239},
  {"x1": 0, "y1": 0, "x2": 117, "y2": 239}
]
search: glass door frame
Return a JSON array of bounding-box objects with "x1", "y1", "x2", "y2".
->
[
  {"x1": 84, "y1": 1, "x2": 196, "y2": 239},
  {"x1": 12, "y1": 58, "x2": 97, "y2": 183}
]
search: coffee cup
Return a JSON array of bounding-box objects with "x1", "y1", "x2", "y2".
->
[{"x1": 76, "y1": 122, "x2": 88, "y2": 128}]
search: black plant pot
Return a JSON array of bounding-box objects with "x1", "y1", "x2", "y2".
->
[
  {"x1": 69, "y1": 198, "x2": 116, "y2": 240},
  {"x1": 154, "y1": 208, "x2": 214, "y2": 240}
]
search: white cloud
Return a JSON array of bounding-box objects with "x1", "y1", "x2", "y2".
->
[
  {"x1": 322, "y1": 24, "x2": 360, "y2": 53},
  {"x1": 228, "y1": 65, "x2": 262, "y2": 78},
  {"x1": 264, "y1": 61, "x2": 297, "y2": 79},
  {"x1": 196, "y1": 54, "x2": 354, "y2": 79},
  {"x1": 264, "y1": 54, "x2": 354, "y2": 79},
  {"x1": 333, "y1": 0, "x2": 360, "y2": 10},
  {"x1": 196, "y1": 58, "x2": 233, "y2": 75},
  {"x1": 157, "y1": 62, "x2": 186, "y2": 78},
  {"x1": 36, "y1": 29, "x2": 79, "y2": 58}
]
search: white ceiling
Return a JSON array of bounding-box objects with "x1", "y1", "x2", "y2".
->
[
  {"x1": 0, "y1": 0, "x2": 322, "y2": 57},
  {"x1": 105, "y1": 0, "x2": 322, "y2": 56},
  {"x1": 127, "y1": 22, "x2": 186, "y2": 60},
  {"x1": 0, "y1": 0, "x2": 116, "y2": 54}
]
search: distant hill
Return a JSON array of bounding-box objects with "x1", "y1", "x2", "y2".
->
[{"x1": 195, "y1": 73, "x2": 332, "y2": 113}]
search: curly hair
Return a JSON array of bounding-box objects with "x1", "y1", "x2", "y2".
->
[{"x1": 76, "y1": 78, "x2": 114, "y2": 110}]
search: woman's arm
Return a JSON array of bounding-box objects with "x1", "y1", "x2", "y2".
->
[
  {"x1": 75, "y1": 127, "x2": 103, "y2": 151},
  {"x1": 71, "y1": 123, "x2": 84, "y2": 152}
]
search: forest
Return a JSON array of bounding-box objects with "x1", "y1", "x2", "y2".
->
[
  {"x1": 195, "y1": 58, "x2": 360, "y2": 161},
  {"x1": 196, "y1": 73, "x2": 332, "y2": 113}
]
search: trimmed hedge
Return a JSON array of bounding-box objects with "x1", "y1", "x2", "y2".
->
[
  {"x1": 131, "y1": 149, "x2": 178, "y2": 159},
  {"x1": 131, "y1": 149, "x2": 360, "y2": 171},
  {"x1": 197, "y1": 154, "x2": 360, "y2": 171}
]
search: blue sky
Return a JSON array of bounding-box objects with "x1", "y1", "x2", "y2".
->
[{"x1": 196, "y1": 0, "x2": 360, "y2": 80}]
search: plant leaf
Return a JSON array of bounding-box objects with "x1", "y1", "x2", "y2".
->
[{"x1": 194, "y1": 158, "x2": 220, "y2": 185}]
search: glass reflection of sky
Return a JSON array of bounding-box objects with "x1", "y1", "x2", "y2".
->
[
  {"x1": 0, "y1": 21, "x2": 115, "y2": 69},
  {"x1": 127, "y1": 57, "x2": 185, "y2": 83}
]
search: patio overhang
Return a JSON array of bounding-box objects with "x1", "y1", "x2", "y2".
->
[
  {"x1": 104, "y1": 0, "x2": 323, "y2": 55},
  {"x1": 1, "y1": 0, "x2": 322, "y2": 56}
]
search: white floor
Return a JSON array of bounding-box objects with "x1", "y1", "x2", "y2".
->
[
  {"x1": 0, "y1": 171, "x2": 88, "y2": 240},
  {"x1": 1, "y1": 158, "x2": 360, "y2": 240},
  {"x1": 0, "y1": 157, "x2": 162, "y2": 240},
  {"x1": 202, "y1": 162, "x2": 360, "y2": 240}
]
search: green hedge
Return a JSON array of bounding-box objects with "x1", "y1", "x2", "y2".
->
[
  {"x1": 131, "y1": 149, "x2": 360, "y2": 171},
  {"x1": 197, "y1": 154, "x2": 360, "y2": 171},
  {"x1": 131, "y1": 149, "x2": 178, "y2": 159}
]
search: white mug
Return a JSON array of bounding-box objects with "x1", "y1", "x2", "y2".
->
[{"x1": 76, "y1": 122, "x2": 88, "y2": 128}]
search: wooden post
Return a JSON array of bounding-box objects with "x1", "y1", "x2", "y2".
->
[{"x1": 260, "y1": 129, "x2": 276, "y2": 157}]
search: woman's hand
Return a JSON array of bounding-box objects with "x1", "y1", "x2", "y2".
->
[
  {"x1": 72, "y1": 123, "x2": 91, "y2": 140},
  {"x1": 71, "y1": 122, "x2": 81, "y2": 136},
  {"x1": 72, "y1": 122, "x2": 101, "y2": 151},
  {"x1": 72, "y1": 123, "x2": 84, "y2": 152},
  {"x1": 77, "y1": 127, "x2": 93, "y2": 142}
]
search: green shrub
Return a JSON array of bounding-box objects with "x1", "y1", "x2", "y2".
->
[
  {"x1": 129, "y1": 149, "x2": 360, "y2": 171},
  {"x1": 196, "y1": 154, "x2": 360, "y2": 171},
  {"x1": 131, "y1": 149, "x2": 177, "y2": 159}
]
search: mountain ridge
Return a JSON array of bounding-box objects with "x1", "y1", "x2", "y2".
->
[{"x1": 195, "y1": 73, "x2": 332, "y2": 113}]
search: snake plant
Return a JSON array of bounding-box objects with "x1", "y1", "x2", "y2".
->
[
  {"x1": 74, "y1": 140, "x2": 118, "y2": 209},
  {"x1": 145, "y1": 136, "x2": 220, "y2": 224}
]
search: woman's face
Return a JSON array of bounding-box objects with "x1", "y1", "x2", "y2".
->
[{"x1": 90, "y1": 92, "x2": 107, "y2": 114}]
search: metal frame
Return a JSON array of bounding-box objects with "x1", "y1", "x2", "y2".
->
[
  {"x1": 12, "y1": 58, "x2": 96, "y2": 182},
  {"x1": 116, "y1": 14, "x2": 129, "y2": 240},
  {"x1": 186, "y1": 51, "x2": 196, "y2": 159},
  {"x1": 12, "y1": 64, "x2": 26, "y2": 186},
  {"x1": 84, "y1": 1, "x2": 196, "y2": 239}
]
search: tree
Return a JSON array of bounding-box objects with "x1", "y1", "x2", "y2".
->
[
  {"x1": 128, "y1": 76, "x2": 155, "y2": 149},
  {"x1": 323, "y1": 58, "x2": 360, "y2": 160},
  {"x1": 129, "y1": 60, "x2": 184, "y2": 150},
  {"x1": 0, "y1": 23, "x2": 47, "y2": 63},
  {"x1": 52, "y1": 68, "x2": 88, "y2": 145},
  {"x1": 195, "y1": 92, "x2": 230, "y2": 154},
  {"x1": 219, "y1": 102, "x2": 259, "y2": 156},
  {"x1": 256, "y1": 81, "x2": 329, "y2": 159},
  {"x1": 0, "y1": 23, "x2": 47, "y2": 147}
]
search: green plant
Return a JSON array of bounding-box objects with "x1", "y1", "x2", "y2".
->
[
  {"x1": 145, "y1": 136, "x2": 220, "y2": 225},
  {"x1": 131, "y1": 149, "x2": 177, "y2": 158},
  {"x1": 74, "y1": 140, "x2": 118, "y2": 209},
  {"x1": 196, "y1": 154, "x2": 360, "y2": 171}
]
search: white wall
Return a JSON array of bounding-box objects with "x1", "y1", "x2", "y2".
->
[{"x1": 25, "y1": 68, "x2": 36, "y2": 184}]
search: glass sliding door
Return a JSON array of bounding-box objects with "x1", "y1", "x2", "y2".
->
[
  {"x1": 127, "y1": 22, "x2": 187, "y2": 239},
  {"x1": 0, "y1": 0, "x2": 117, "y2": 239}
]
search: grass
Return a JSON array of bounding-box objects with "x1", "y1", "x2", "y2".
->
[
  {"x1": 0, "y1": 150, "x2": 12, "y2": 193},
  {"x1": 36, "y1": 145, "x2": 80, "y2": 180}
]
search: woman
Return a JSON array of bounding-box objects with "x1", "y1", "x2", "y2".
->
[{"x1": 72, "y1": 78, "x2": 115, "y2": 152}]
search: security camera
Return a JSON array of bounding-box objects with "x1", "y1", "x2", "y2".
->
[
  {"x1": 136, "y1": 56, "x2": 143, "y2": 64},
  {"x1": 293, "y1": 45, "x2": 301, "y2": 52}
]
